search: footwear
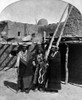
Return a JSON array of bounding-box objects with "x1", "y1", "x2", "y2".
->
[
  {"x1": 24, "y1": 88, "x2": 30, "y2": 93},
  {"x1": 54, "y1": 90, "x2": 58, "y2": 93},
  {"x1": 45, "y1": 88, "x2": 58, "y2": 93},
  {"x1": 17, "y1": 89, "x2": 22, "y2": 93},
  {"x1": 48, "y1": 90, "x2": 58, "y2": 93},
  {"x1": 31, "y1": 84, "x2": 37, "y2": 91},
  {"x1": 38, "y1": 88, "x2": 45, "y2": 92}
]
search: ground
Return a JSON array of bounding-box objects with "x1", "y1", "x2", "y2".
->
[{"x1": 0, "y1": 68, "x2": 82, "y2": 100}]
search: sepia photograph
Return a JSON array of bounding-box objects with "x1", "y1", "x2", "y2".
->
[{"x1": 0, "y1": 0, "x2": 82, "y2": 100}]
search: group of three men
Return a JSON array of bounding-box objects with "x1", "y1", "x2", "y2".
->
[{"x1": 10, "y1": 34, "x2": 61, "y2": 93}]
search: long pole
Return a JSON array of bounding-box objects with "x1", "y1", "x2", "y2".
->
[
  {"x1": 65, "y1": 44, "x2": 69, "y2": 84},
  {"x1": 52, "y1": 5, "x2": 73, "y2": 57},
  {"x1": 24, "y1": 24, "x2": 27, "y2": 36},
  {"x1": 56, "y1": 5, "x2": 73, "y2": 48},
  {"x1": 45, "y1": 4, "x2": 69, "y2": 60}
]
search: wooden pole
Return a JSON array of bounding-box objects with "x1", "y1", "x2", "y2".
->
[
  {"x1": 43, "y1": 31, "x2": 46, "y2": 43},
  {"x1": 56, "y1": 5, "x2": 73, "y2": 47},
  {"x1": 45, "y1": 4, "x2": 69, "y2": 60},
  {"x1": 65, "y1": 44, "x2": 69, "y2": 84},
  {"x1": 52, "y1": 5, "x2": 73, "y2": 57},
  {"x1": 24, "y1": 24, "x2": 27, "y2": 36},
  {"x1": 6, "y1": 22, "x2": 8, "y2": 36},
  {"x1": 0, "y1": 41, "x2": 32, "y2": 45}
]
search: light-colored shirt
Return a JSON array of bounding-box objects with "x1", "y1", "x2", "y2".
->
[{"x1": 15, "y1": 50, "x2": 27, "y2": 67}]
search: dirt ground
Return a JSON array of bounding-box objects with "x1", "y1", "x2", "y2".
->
[{"x1": 0, "y1": 68, "x2": 82, "y2": 100}]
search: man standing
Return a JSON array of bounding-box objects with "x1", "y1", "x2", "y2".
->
[
  {"x1": 10, "y1": 44, "x2": 34, "y2": 93},
  {"x1": 46, "y1": 47, "x2": 61, "y2": 92},
  {"x1": 16, "y1": 45, "x2": 34, "y2": 93},
  {"x1": 9, "y1": 35, "x2": 37, "y2": 93}
]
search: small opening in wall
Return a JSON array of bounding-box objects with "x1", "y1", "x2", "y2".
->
[{"x1": 18, "y1": 32, "x2": 20, "y2": 36}]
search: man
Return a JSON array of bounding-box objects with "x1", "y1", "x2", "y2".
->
[
  {"x1": 9, "y1": 35, "x2": 37, "y2": 93},
  {"x1": 46, "y1": 46, "x2": 61, "y2": 92},
  {"x1": 16, "y1": 45, "x2": 33, "y2": 93},
  {"x1": 9, "y1": 44, "x2": 33, "y2": 93}
]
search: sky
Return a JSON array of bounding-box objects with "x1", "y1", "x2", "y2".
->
[
  {"x1": 0, "y1": 0, "x2": 81, "y2": 24},
  {"x1": 62, "y1": 0, "x2": 82, "y2": 14},
  {"x1": 0, "y1": 0, "x2": 68, "y2": 24},
  {"x1": 0, "y1": 0, "x2": 20, "y2": 14}
]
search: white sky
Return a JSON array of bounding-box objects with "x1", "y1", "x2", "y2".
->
[
  {"x1": 62, "y1": 0, "x2": 82, "y2": 14},
  {"x1": 0, "y1": 0, "x2": 20, "y2": 13},
  {"x1": 0, "y1": 0, "x2": 81, "y2": 24}
]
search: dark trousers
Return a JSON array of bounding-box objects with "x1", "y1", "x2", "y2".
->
[
  {"x1": 47, "y1": 52, "x2": 61, "y2": 91},
  {"x1": 17, "y1": 76, "x2": 23, "y2": 90}
]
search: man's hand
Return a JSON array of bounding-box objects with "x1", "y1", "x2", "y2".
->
[
  {"x1": 45, "y1": 50, "x2": 48, "y2": 60},
  {"x1": 32, "y1": 61, "x2": 36, "y2": 66}
]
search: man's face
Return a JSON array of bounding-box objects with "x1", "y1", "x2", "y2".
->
[{"x1": 22, "y1": 46, "x2": 27, "y2": 52}]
